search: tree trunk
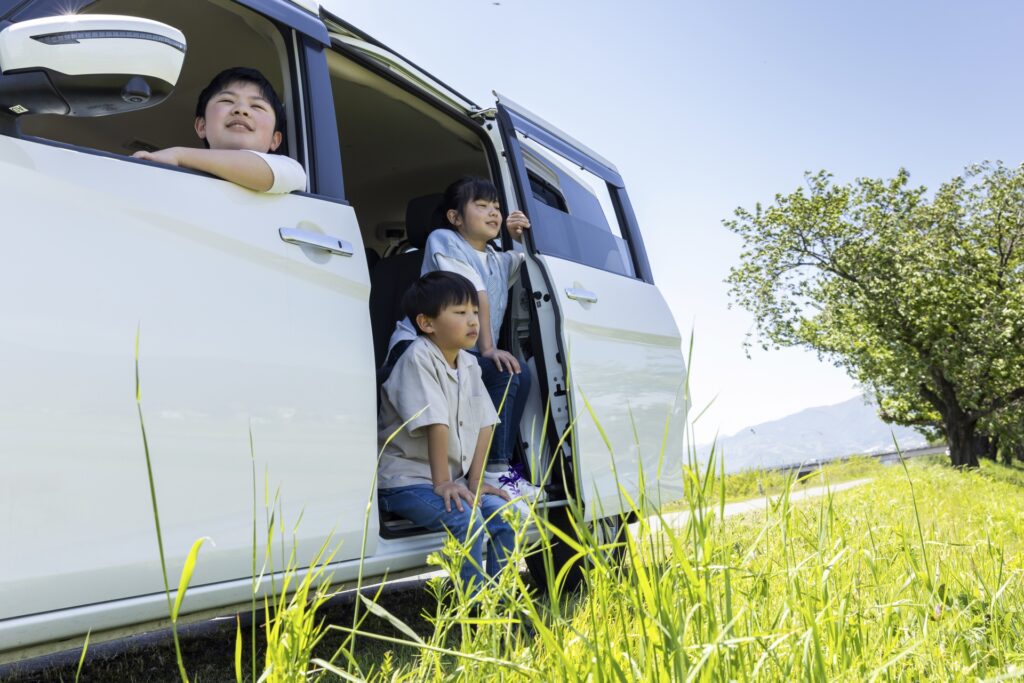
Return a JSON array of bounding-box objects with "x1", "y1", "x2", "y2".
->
[
  {"x1": 973, "y1": 433, "x2": 997, "y2": 461},
  {"x1": 947, "y1": 418, "x2": 981, "y2": 468}
]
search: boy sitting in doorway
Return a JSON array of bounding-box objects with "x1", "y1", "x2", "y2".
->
[
  {"x1": 133, "y1": 67, "x2": 305, "y2": 193},
  {"x1": 377, "y1": 271, "x2": 517, "y2": 593}
]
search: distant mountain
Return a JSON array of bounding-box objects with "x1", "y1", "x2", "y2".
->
[{"x1": 705, "y1": 395, "x2": 929, "y2": 473}]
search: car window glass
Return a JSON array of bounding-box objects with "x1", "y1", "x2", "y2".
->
[{"x1": 519, "y1": 132, "x2": 636, "y2": 278}]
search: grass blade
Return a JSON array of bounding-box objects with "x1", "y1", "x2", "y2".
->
[
  {"x1": 172, "y1": 536, "x2": 211, "y2": 621},
  {"x1": 234, "y1": 615, "x2": 243, "y2": 683},
  {"x1": 357, "y1": 594, "x2": 425, "y2": 645},
  {"x1": 74, "y1": 630, "x2": 90, "y2": 683}
]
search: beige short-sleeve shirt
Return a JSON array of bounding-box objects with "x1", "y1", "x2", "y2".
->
[{"x1": 377, "y1": 336, "x2": 499, "y2": 489}]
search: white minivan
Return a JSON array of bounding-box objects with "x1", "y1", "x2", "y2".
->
[{"x1": 0, "y1": 0, "x2": 687, "y2": 659}]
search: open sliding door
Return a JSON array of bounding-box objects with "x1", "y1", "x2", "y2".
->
[{"x1": 495, "y1": 96, "x2": 686, "y2": 520}]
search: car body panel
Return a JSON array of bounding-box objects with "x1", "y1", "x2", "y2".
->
[{"x1": 0, "y1": 136, "x2": 377, "y2": 623}]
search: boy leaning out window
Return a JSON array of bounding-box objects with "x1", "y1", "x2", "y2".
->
[{"x1": 133, "y1": 66, "x2": 305, "y2": 193}]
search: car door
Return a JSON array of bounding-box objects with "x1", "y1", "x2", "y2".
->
[
  {"x1": 495, "y1": 95, "x2": 687, "y2": 520},
  {"x1": 0, "y1": 13, "x2": 377, "y2": 627}
]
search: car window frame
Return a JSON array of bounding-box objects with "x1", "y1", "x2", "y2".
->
[{"x1": 496, "y1": 103, "x2": 655, "y2": 284}]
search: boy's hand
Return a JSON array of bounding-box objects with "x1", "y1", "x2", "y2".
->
[
  {"x1": 506, "y1": 211, "x2": 531, "y2": 241},
  {"x1": 133, "y1": 147, "x2": 186, "y2": 167},
  {"x1": 479, "y1": 482, "x2": 511, "y2": 502},
  {"x1": 434, "y1": 480, "x2": 474, "y2": 512},
  {"x1": 481, "y1": 347, "x2": 521, "y2": 374},
  {"x1": 466, "y1": 479, "x2": 511, "y2": 503}
]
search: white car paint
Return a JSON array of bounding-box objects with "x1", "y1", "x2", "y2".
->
[{"x1": 544, "y1": 258, "x2": 687, "y2": 517}]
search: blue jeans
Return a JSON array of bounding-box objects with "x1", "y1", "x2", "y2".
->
[
  {"x1": 378, "y1": 484, "x2": 516, "y2": 592},
  {"x1": 470, "y1": 351, "x2": 531, "y2": 469}
]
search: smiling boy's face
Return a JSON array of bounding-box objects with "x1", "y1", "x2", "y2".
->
[{"x1": 195, "y1": 80, "x2": 281, "y2": 153}]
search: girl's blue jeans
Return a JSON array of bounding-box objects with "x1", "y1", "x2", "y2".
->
[
  {"x1": 378, "y1": 484, "x2": 516, "y2": 592},
  {"x1": 470, "y1": 351, "x2": 531, "y2": 469}
]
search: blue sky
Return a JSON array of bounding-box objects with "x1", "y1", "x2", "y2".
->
[{"x1": 334, "y1": 0, "x2": 1024, "y2": 438}]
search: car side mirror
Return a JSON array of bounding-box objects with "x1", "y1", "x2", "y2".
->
[{"x1": 0, "y1": 14, "x2": 185, "y2": 118}]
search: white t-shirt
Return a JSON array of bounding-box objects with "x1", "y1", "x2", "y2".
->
[
  {"x1": 436, "y1": 253, "x2": 486, "y2": 290},
  {"x1": 435, "y1": 249, "x2": 524, "y2": 292},
  {"x1": 244, "y1": 150, "x2": 307, "y2": 194}
]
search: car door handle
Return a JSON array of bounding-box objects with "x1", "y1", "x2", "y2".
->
[
  {"x1": 565, "y1": 287, "x2": 598, "y2": 304},
  {"x1": 279, "y1": 227, "x2": 354, "y2": 257}
]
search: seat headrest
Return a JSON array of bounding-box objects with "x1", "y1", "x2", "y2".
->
[{"x1": 405, "y1": 193, "x2": 446, "y2": 249}]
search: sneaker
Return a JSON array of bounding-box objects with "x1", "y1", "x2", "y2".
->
[
  {"x1": 484, "y1": 464, "x2": 545, "y2": 506},
  {"x1": 483, "y1": 473, "x2": 530, "y2": 520},
  {"x1": 513, "y1": 477, "x2": 545, "y2": 505}
]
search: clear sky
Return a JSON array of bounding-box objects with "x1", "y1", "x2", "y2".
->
[{"x1": 331, "y1": 0, "x2": 1024, "y2": 440}]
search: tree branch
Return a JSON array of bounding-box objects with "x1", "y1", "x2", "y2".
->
[
  {"x1": 878, "y1": 409, "x2": 936, "y2": 427},
  {"x1": 917, "y1": 381, "x2": 947, "y2": 418},
  {"x1": 971, "y1": 386, "x2": 1024, "y2": 421}
]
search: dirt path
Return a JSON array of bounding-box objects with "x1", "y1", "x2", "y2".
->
[{"x1": 648, "y1": 478, "x2": 872, "y2": 532}]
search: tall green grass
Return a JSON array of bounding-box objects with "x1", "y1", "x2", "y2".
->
[
  {"x1": 317, "y1": 455, "x2": 1024, "y2": 681},
  {"x1": 107, "y1": 333, "x2": 1023, "y2": 681}
]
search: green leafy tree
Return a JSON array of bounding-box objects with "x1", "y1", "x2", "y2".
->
[
  {"x1": 980, "y1": 404, "x2": 1024, "y2": 464},
  {"x1": 726, "y1": 163, "x2": 1024, "y2": 468}
]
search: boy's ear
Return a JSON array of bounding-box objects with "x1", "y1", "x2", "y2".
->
[
  {"x1": 414, "y1": 313, "x2": 434, "y2": 335},
  {"x1": 194, "y1": 116, "x2": 207, "y2": 141},
  {"x1": 268, "y1": 130, "x2": 283, "y2": 152}
]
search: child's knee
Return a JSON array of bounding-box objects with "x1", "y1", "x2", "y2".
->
[
  {"x1": 439, "y1": 507, "x2": 473, "y2": 534},
  {"x1": 517, "y1": 364, "x2": 531, "y2": 392}
]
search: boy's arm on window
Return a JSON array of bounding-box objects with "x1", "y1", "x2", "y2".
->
[{"x1": 132, "y1": 147, "x2": 280, "y2": 192}]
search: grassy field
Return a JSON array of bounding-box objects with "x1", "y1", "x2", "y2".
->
[
  {"x1": 664, "y1": 454, "x2": 892, "y2": 508},
  {"x1": 336, "y1": 457, "x2": 1024, "y2": 682},
  {"x1": 8, "y1": 457, "x2": 1024, "y2": 682}
]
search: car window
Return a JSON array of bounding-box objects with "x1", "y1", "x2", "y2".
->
[
  {"x1": 6, "y1": 0, "x2": 299, "y2": 167},
  {"x1": 519, "y1": 132, "x2": 637, "y2": 278}
]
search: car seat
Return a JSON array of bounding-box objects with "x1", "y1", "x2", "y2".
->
[{"x1": 368, "y1": 193, "x2": 446, "y2": 369}]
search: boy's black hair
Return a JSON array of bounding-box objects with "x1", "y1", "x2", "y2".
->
[
  {"x1": 194, "y1": 67, "x2": 287, "y2": 151},
  {"x1": 402, "y1": 271, "x2": 479, "y2": 335},
  {"x1": 441, "y1": 176, "x2": 500, "y2": 228}
]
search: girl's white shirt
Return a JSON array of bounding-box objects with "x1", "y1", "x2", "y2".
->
[{"x1": 387, "y1": 244, "x2": 524, "y2": 353}]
